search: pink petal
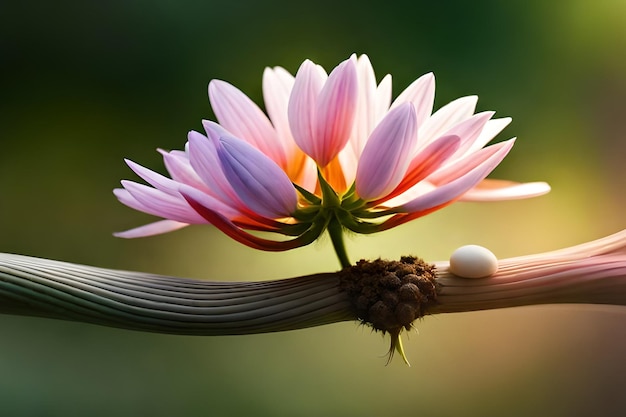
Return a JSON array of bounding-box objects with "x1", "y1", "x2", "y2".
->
[
  {"x1": 439, "y1": 111, "x2": 494, "y2": 158},
  {"x1": 209, "y1": 80, "x2": 286, "y2": 166},
  {"x1": 460, "y1": 179, "x2": 551, "y2": 201},
  {"x1": 339, "y1": 55, "x2": 381, "y2": 185},
  {"x1": 397, "y1": 139, "x2": 515, "y2": 213},
  {"x1": 262, "y1": 66, "x2": 296, "y2": 154},
  {"x1": 427, "y1": 139, "x2": 516, "y2": 185},
  {"x1": 380, "y1": 181, "x2": 437, "y2": 208},
  {"x1": 391, "y1": 72, "x2": 435, "y2": 126},
  {"x1": 124, "y1": 159, "x2": 180, "y2": 196},
  {"x1": 217, "y1": 135, "x2": 297, "y2": 218},
  {"x1": 114, "y1": 220, "x2": 189, "y2": 238},
  {"x1": 113, "y1": 187, "x2": 147, "y2": 213},
  {"x1": 288, "y1": 59, "x2": 326, "y2": 162},
  {"x1": 355, "y1": 103, "x2": 417, "y2": 201},
  {"x1": 182, "y1": 191, "x2": 313, "y2": 251},
  {"x1": 314, "y1": 56, "x2": 358, "y2": 166},
  {"x1": 374, "y1": 135, "x2": 461, "y2": 205},
  {"x1": 420, "y1": 95, "x2": 478, "y2": 144},
  {"x1": 160, "y1": 149, "x2": 210, "y2": 193},
  {"x1": 187, "y1": 129, "x2": 241, "y2": 207},
  {"x1": 199, "y1": 122, "x2": 307, "y2": 225},
  {"x1": 177, "y1": 184, "x2": 281, "y2": 231},
  {"x1": 117, "y1": 181, "x2": 205, "y2": 223},
  {"x1": 201, "y1": 119, "x2": 232, "y2": 140}
]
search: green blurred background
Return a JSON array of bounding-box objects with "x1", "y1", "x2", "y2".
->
[{"x1": 1, "y1": 0, "x2": 625, "y2": 416}]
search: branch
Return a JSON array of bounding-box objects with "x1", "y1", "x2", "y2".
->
[
  {"x1": 0, "y1": 230, "x2": 624, "y2": 337},
  {"x1": 0, "y1": 254, "x2": 353, "y2": 335},
  {"x1": 432, "y1": 229, "x2": 626, "y2": 313}
]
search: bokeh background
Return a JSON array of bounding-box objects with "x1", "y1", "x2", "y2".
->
[{"x1": 1, "y1": 0, "x2": 625, "y2": 416}]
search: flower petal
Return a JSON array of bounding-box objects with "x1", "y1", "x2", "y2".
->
[
  {"x1": 397, "y1": 139, "x2": 515, "y2": 213},
  {"x1": 460, "y1": 179, "x2": 551, "y2": 201},
  {"x1": 182, "y1": 190, "x2": 318, "y2": 251},
  {"x1": 427, "y1": 138, "x2": 516, "y2": 185},
  {"x1": 217, "y1": 135, "x2": 297, "y2": 218},
  {"x1": 436, "y1": 111, "x2": 495, "y2": 160},
  {"x1": 314, "y1": 56, "x2": 358, "y2": 166},
  {"x1": 187, "y1": 129, "x2": 241, "y2": 207},
  {"x1": 116, "y1": 181, "x2": 206, "y2": 223},
  {"x1": 209, "y1": 80, "x2": 286, "y2": 166},
  {"x1": 288, "y1": 59, "x2": 326, "y2": 162},
  {"x1": 464, "y1": 117, "x2": 512, "y2": 155},
  {"x1": 374, "y1": 134, "x2": 461, "y2": 205},
  {"x1": 340, "y1": 55, "x2": 388, "y2": 186},
  {"x1": 349, "y1": 54, "x2": 379, "y2": 156},
  {"x1": 375, "y1": 74, "x2": 393, "y2": 121},
  {"x1": 263, "y1": 66, "x2": 315, "y2": 188},
  {"x1": 114, "y1": 220, "x2": 189, "y2": 238},
  {"x1": 114, "y1": 187, "x2": 147, "y2": 213},
  {"x1": 124, "y1": 159, "x2": 180, "y2": 196},
  {"x1": 391, "y1": 72, "x2": 435, "y2": 126},
  {"x1": 160, "y1": 149, "x2": 209, "y2": 193},
  {"x1": 420, "y1": 95, "x2": 478, "y2": 144},
  {"x1": 263, "y1": 66, "x2": 296, "y2": 153},
  {"x1": 356, "y1": 103, "x2": 417, "y2": 201}
]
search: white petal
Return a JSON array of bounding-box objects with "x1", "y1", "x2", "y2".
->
[
  {"x1": 463, "y1": 117, "x2": 512, "y2": 156},
  {"x1": 460, "y1": 180, "x2": 551, "y2": 201},
  {"x1": 420, "y1": 95, "x2": 478, "y2": 145},
  {"x1": 263, "y1": 66, "x2": 296, "y2": 156},
  {"x1": 349, "y1": 54, "x2": 378, "y2": 157},
  {"x1": 375, "y1": 74, "x2": 393, "y2": 122}
]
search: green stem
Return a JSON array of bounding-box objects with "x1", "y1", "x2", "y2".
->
[{"x1": 328, "y1": 216, "x2": 351, "y2": 268}]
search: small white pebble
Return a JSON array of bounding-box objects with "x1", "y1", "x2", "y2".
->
[{"x1": 449, "y1": 245, "x2": 498, "y2": 278}]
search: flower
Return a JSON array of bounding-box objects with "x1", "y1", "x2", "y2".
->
[{"x1": 115, "y1": 54, "x2": 550, "y2": 265}]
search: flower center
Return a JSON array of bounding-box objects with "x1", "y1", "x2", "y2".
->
[{"x1": 338, "y1": 256, "x2": 439, "y2": 364}]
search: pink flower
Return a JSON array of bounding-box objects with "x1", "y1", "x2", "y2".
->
[{"x1": 115, "y1": 55, "x2": 550, "y2": 260}]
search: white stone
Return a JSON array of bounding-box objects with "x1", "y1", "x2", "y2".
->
[{"x1": 449, "y1": 245, "x2": 498, "y2": 278}]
